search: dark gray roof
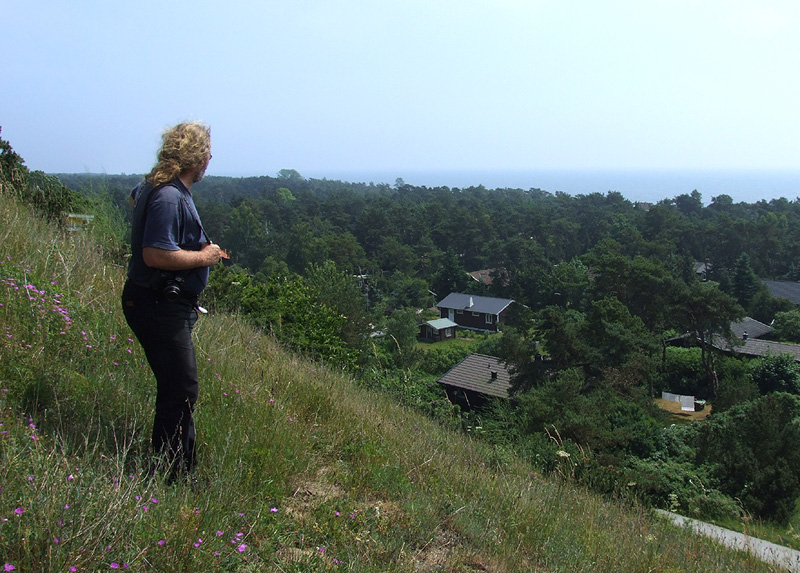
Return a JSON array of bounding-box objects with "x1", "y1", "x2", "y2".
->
[
  {"x1": 436, "y1": 293, "x2": 514, "y2": 315},
  {"x1": 437, "y1": 353, "x2": 512, "y2": 398},
  {"x1": 718, "y1": 338, "x2": 800, "y2": 362},
  {"x1": 763, "y1": 280, "x2": 800, "y2": 304},
  {"x1": 667, "y1": 317, "x2": 772, "y2": 348},
  {"x1": 730, "y1": 317, "x2": 773, "y2": 340}
]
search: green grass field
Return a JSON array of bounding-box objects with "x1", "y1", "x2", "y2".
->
[{"x1": 0, "y1": 194, "x2": 778, "y2": 571}]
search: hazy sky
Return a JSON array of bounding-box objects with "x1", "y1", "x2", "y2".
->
[{"x1": 4, "y1": 0, "x2": 800, "y2": 179}]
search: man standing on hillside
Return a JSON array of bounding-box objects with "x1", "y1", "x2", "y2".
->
[{"x1": 122, "y1": 121, "x2": 223, "y2": 484}]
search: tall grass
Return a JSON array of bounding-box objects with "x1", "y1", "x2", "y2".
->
[{"x1": 0, "y1": 193, "x2": 775, "y2": 571}]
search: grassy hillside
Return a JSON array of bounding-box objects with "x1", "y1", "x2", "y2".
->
[{"x1": 0, "y1": 194, "x2": 775, "y2": 571}]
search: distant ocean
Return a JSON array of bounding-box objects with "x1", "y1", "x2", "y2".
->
[{"x1": 307, "y1": 168, "x2": 800, "y2": 206}]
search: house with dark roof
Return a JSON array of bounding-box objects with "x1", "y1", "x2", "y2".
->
[
  {"x1": 762, "y1": 280, "x2": 800, "y2": 304},
  {"x1": 693, "y1": 260, "x2": 712, "y2": 281},
  {"x1": 720, "y1": 338, "x2": 800, "y2": 362},
  {"x1": 668, "y1": 316, "x2": 768, "y2": 348},
  {"x1": 436, "y1": 292, "x2": 514, "y2": 332},
  {"x1": 438, "y1": 353, "x2": 512, "y2": 409},
  {"x1": 468, "y1": 268, "x2": 509, "y2": 287},
  {"x1": 729, "y1": 316, "x2": 773, "y2": 341},
  {"x1": 674, "y1": 315, "x2": 800, "y2": 362},
  {"x1": 419, "y1": 318, "x2": 458, "y2": 342},
  {"x1": 710, "y1": 316, "x2": 800, "y2": 362}
]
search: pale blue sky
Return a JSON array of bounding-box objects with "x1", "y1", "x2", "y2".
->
[{"x1": 3, "y1": 0, "x2": 800, "y2": 179}]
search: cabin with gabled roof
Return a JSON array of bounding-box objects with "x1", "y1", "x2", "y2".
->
[
  {"x1": 438, "y1": 353, "x2": 512, "y2": 409},
  {"x1": 436, "y1": 292, "x2": 514, "y2": 333},
  {"x1": 419, "y1": 318, "x2": 458, "y2": 342}
]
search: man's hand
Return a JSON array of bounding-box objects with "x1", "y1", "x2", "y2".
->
[
  {"x1": 200, "y1": 243, "x2": 223, "y2": 266},
  {"x1": 143, "y1": 244, "x2": 223, "y2": 271}
]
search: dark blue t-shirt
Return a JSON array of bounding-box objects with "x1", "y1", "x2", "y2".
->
[{"x1": 127, "y1": 178, "x2": 209, "y2": 296}]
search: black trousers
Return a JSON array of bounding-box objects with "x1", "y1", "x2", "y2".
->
[{"x1": 122, "y1": 280, "x2": 199, "y2": 477}]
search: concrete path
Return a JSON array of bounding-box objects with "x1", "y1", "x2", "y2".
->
[{"x1": 656, "y1": 509, "x2": 800, "y2": 572}]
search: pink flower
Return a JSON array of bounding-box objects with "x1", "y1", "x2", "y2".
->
[
  {"x1": 110, "y1": 564, "x2": 119, "y2": 570},
  {"x1": 237, "y1": 544, "x2": 247, "y2": 552},
  {"x1": 13, "y1": 508, "x2": 23, "y2": 515}
]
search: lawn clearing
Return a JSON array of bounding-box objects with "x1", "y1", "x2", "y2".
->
[{"x1": 655, "y1": 398, "x2": 712, "y2": 422}]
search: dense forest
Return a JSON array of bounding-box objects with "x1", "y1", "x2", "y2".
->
[{"x1": 49, "y1": 163, "x2": 800, "y2": 529}]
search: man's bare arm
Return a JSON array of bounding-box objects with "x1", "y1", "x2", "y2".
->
[{"x1": 142, "y1": 243, "x2": 222, "y2": 271}]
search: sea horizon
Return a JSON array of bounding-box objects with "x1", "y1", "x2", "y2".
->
[{"x1": 301, "y1": 167, "x2": 800, "y2": 206}]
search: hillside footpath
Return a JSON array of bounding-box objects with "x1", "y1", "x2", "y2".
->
[{"x1": 657, "y1": 510, "x2": 800, "y2": 571}]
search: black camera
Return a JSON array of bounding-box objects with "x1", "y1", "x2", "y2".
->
[{"x1": 157, "y1": 271, "x2": 184, "y2": 301}]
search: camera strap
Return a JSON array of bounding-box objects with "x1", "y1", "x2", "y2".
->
[
  {"x1": 177, "y1": 190, "x2": 213, "y2": 245},
  {"x1": 177, "y1": 186, "x2": 229, "y2": 260}
]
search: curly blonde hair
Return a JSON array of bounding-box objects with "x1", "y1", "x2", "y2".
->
[{"x1": 146, "y1": 122, "x2": 211, "y2": 187}]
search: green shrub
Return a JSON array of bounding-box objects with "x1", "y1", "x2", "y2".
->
[
  {"x1": 624, "y1": 458, "x2": 742, "y2": 521},
  {"x1": 749, "y1": 353, "x2": 800, "y2": 395},
  {"x1": 696, "y1": 393, "x2": 800, "y2": 524},
  {"x1": 417, "y1": 343, "x2": 472, "y2": 375}
]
